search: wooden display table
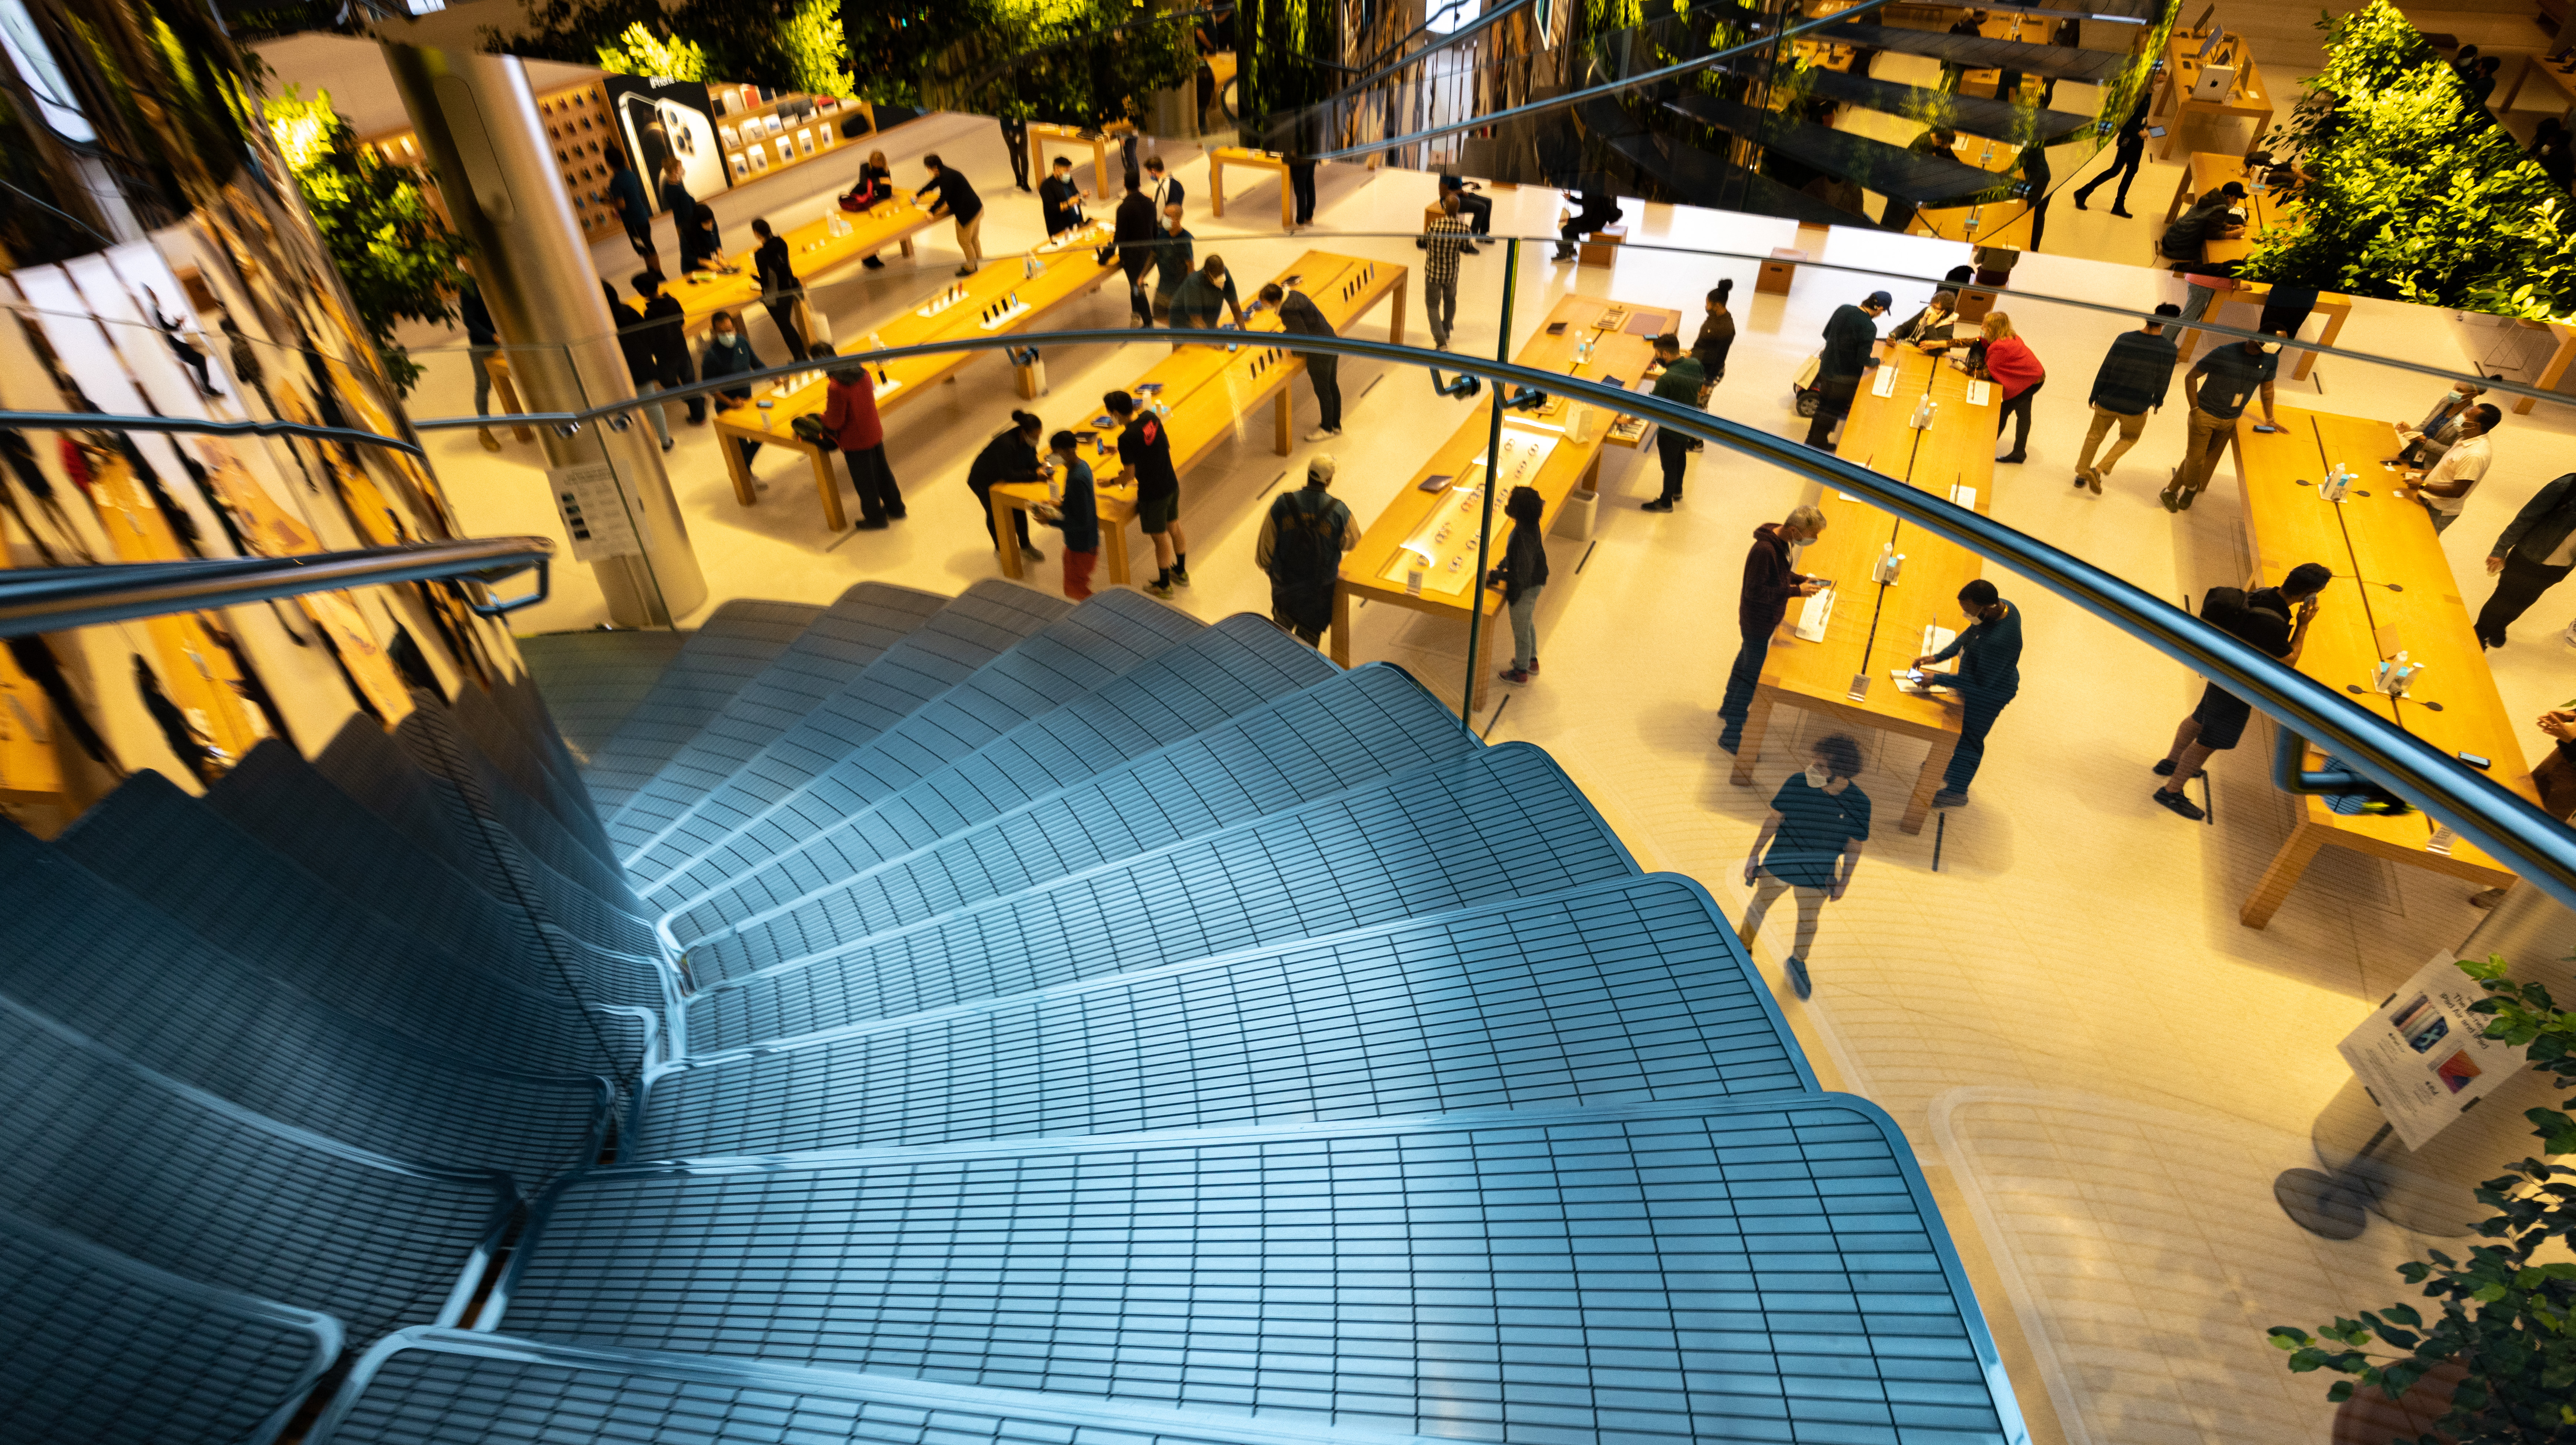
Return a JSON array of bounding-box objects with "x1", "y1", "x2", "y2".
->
[
  {"x1": 1331, "y1": 293, "x2": 1677, "y2": 710},
  {"x1": 990, "y1": 251, "x2": 1409, "y2": 584},
  {"x1": 1026, "y1": 122, "x2": 1123, "y2": 196},
  {"x1": 653, "y1": 192, "x2": 936, "y2": 335},
  {"x1": 1907, "y1": 199, "x2": 2035, "y2": 248},
  {"x1": 1578, "y1": 225, "x2": 1628, "y2": 268},
  {"x1": 2163, "y1": 151, "x2": 2290, "y2": 228},
  {"x1": 2154, "y1": 29, "x2": 2275, "y2": 159},
  {"x1": 2497, "y1": 51, "x2": 2576, "y2": 126},
  {"x1": 1208, "y1": 147, "x2": 1297, "y2": 229},
  {"x1": 2230, "y1": 406, "x2": 2539, "y2": 927},
  {"x1": 710, "y1": 221, "x2": 1125, "y2": 531},
  {"x1": 2172, "y1": 288, "x2": 2349, "y2": 382},
  {"x1": 2511, "y1": 320, "x2": 2576, "y2": 416},
  {"x1": 481, "y1": 354, "x2": 536, "y2": 442},
  {"x1": 1725, "y1": 343, "x2": 1999, "y2": 834}
]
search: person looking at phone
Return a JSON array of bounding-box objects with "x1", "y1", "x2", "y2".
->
[
  {"x1": 1740, "y1": 732, "x2": 1870, "y2": 1001},
  {"x1": 2402, "y1": 402, "x2": 2499, "y2": 534},
  {"x1": 2163, "y1": 328, "x2": 2283, "y2": 512},
  {"x1": 2151, "y1": 561, "x2": 2331, "y2": 819},
  {"x1": 1911, "y1": 579, "x2": 2022, "y2": 808},
  {"x1": 1718, "y1": 505, "x2": 1829, "y2": 754}
]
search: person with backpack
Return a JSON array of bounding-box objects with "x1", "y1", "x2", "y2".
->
[
  {"x1": 1740, "y1": 731, "x2": 1870, "y2": 1001},
  {"x1": 2151, "y1": 561, "x2": 2330, "y2": 819},
  {"x1": 1256, "y1": 454, "x2": 1359, "y2": 646},
  {"x1": 1486, "y1": 485, "x2": 1549, "y2": 684},
  {"x1": 603, "y1": 281, "x2": 668, "y2": 450},
  {"x1": 1033, "y1": 430, "x2": 1098, "y2": 600}
]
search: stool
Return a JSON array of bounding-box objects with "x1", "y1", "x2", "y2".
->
[
  {"x1": 1578, "y1": 225, "x2": 1626, "y2": 267},
  {"x1": 1758, "y1": 247, "x2": 1805, "y2": 295}
]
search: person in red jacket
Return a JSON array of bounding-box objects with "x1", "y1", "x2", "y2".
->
[
  {"x1": 815, "y1": 345, "x2": 905, "y2": 530},
  {"x1": 1979, "y1": 312, "x2": 2045, "y2": 464}
]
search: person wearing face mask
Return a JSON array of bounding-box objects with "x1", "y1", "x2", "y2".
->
[
  {"x1": 1740, "y1": 732, "x2": 1870, "y2": 1001},
  {"x1": 1142, "y1": 154, "x2": 1185, "y2": 214},
  {"x1": 1039, "y1": 155, "x2": 1086, "y2": 238},
  {"x1": 697, "y1": 311, "x2": 767, "y2": 469},
  {"x1": 1911, "y1": 580, "x2": 2022, "y2": 808},
  {"x1": 2402, "y1": 403, "x2": 2500, "y2": 534},
  {"x1": 1719, "y1": 506, "x2": 1830, "y2": 754},
  {"x1": 2392, "y1": 380, "x2": 2487, "y2": 470},
  {"x1": 1170, "y1": 256, "x2": 1246, "y2": 331},
  {"x1": 2163, "y1": 328, "x2": 2283, "y2": 511},
  {"x1": 1150, "y1": 203, "x2": 1195, "y2": 323},
  {"x1": 967, "y1": 410, "x2": 1047, "y2": 563}
]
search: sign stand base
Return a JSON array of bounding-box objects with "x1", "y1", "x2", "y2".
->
[{"x1": 2274, "y1": 1122, "x2": 2393, "y2": 1239}]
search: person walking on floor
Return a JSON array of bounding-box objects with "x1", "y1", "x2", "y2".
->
[
  {"x1": 967, "y1": 409, "x2": 1047, "y2": 564},
  {"x1": 604, "y1": 281, "x2": 670, "y2": 450},
  {"x1": 1263, "y1": 282, "x2": 1342, "y2": 440},
  {"x1": 633, "y1": 271, "x2": 701, "y2": 441},
  {"x1": 461, "y1": 277, "x2": 502, "y2": 452},
  {"x1": 606, "y1": 150, "x2": 657, "y2": 265},
  {"x1": 2073, "y1": 94, "x2": 2149, "y2": 216},
  {"x1": 1170, "y1": 256, "x2": 1247, "y2": 330},
  {"x1": 1693, "y1": 279, "x2": 1737, "y2": 381},
  {"x1": 1642, "y1": 333, "x2": 1707, "y2": 512},
  {"x1": 918, "y1": 154, "x2": 984, "y2": 276},
  {"x1": 1423, "y1": 195, "x2": 1470, "y2": 351},
  {"x1": 2074, "y1": 303, "x2": 2178, "y2": 493},
  {"x1": 2402, "y1": 402, "x2": 2499, "y2": 534},
  {"x1": 1035, "y1": 430, "x2": 1099, "y2": 600},
  {"x1": 1487, "y1": 485, "x2": 1549, "y2": 684},
  {"x1": 816, "y1": 346, "x2": 905, "y2": 530},
  {"x1": 1039, "y1": 155, "x2": 1086, "y2": 237},
  {"x1": 1114, "y1": 176, "x2": 1160, "y2": 326},
  {"x1": 2163, "y1": 329, "x2": 2282, "y2": 512},
  {"x1": 748, "y1": 217, "x2": 806, "y2": 360},
  {"x1": 2475, "y1": 471, "x2": 2576, "y2": 648},
  {"x1": 1285, "y1": 150, "x2": 1320, "y2": 231},
  {"x1": 1912, "y1": 579, "x2": 2022, "y2": 808},
  {"x1": 698, "y1": 311, "x2": 766, "y2": 470},
  {"x1": 1001, "y1": 114, "x2": 1030, "y2": 191},
  {"x1": 1980, "y1": 312, "x2": 2044, "y2": 463},
  {"x1": 1257, "y1": 454, "x2": 1360, "y2": 647},
  {"x1": 1718, "y1": 505, "x2": 1830, "y2": 753},
  {"x1": 1804, "y1": 291, "x2": 1889, "y2": 450},
  {"x1": 1151, "y1": 204, "x2": 1196, "y2": 323},
  {"x1": 1741, "y1": 731, "x2": 1870, "y2": 1001},
  {"x1": 2151, "y1": 562, "x2": 2330, "y2": 819},
  {"x1": 2019, "y1": 144, "x2": 2051, "y2": 251},
  {"x1": 1106, "y1": 389, "x2": 1188, "y2": 595}
]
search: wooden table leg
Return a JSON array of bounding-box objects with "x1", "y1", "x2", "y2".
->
[
  {"x1": 1391, "y1": 272, "x2": 1408, "y2": 349},
  {"x1": 1273, "y1": 390, "x2": 1291, "y2": 456},
  {"x1": 1469, "y1": 595, "x2": 1497, "y2": 712},
  {"x1": 2241, "y1": 821, "x2": 2327, "y2": 928},
  {"x1": 1210, "y1": 160, "x2": 1227, "y2": 218},
  {"x1": 1281, "y1": 174, "x2": 1295, "y2": 232},
  {"x1": 488, "y1": 361, "x2": 536, "y2": 442},
  {"x1": 993, "y1": 494, "x2": 1024, "y2": 579},
  {"x1": 899, "y1": 236, "x2": 916, "y2": 260},
  {"x1": 1094, "y1": 141, "x2": 1111, "y2": 200},
  {"x1": 2516, "y1": 333, "x2": 2575, "y2": 416},
  {"x1": 1329, "y1": 584, "x2": 1352, "y2": 667},
  {"x1": 2294, "y1": 305, "x2": 2345, "y2": 382},
  {"x1": 1901, "y1": 736, "x2": 1958, "y2": 835},
  {"x1": 1730, "y1": 686, "x2": 1779, "y2": 786},
  {"x1": 1105, "y1": 516, "x2": 1132, "y2": 585},
  {"x1": 2165, "y1": 168, "x2": 2194, "y2": 225},
  {"x1": 809, "y1": 445, "x2": 845, "y2": 531},
  {"x1": 721, "y1": 431, "x2": 758, "y2": 506}
]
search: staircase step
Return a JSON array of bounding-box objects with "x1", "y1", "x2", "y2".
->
[
  {"x1": 567, "y1": 599, "x2": 830, "y2": 815},
  {"x1": 515, "y1": 627, "x2": 688, "y2": 764},
  {"x1": 1820, "y1": 21, "x2": 2128, "y2": 81}
]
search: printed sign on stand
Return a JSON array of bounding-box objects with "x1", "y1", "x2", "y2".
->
[
  {"x1": 2337, "y1": 952, "x2": 2526, "y2": 1150},
  {"x1": 549, "y1": 464, "x2": 640, "y2": 563}
]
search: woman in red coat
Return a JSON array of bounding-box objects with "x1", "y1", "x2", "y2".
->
[
  {"x1": 1980, "y1": 312, "x2": 2045, "y2": 464},
  {"x1": 817, "y1": 346, "x2": 905, "y2": 530}
]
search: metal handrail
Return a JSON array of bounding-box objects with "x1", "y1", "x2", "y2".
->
[
  {"x1": 0, "y1": 537, "x2": 554, "y2": 636},
  {"x1": 0, "y1": 411, "x2": 428, "y2": 459}
]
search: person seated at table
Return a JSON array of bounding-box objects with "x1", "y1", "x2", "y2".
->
[
  {"x1": 839, "y1": 151, "x2": 896, "y2": 271},
  {"x1": 1038, "y1": 155, "x2": 1086, "y2": 237},
  {"x1": 1553, "y1": 188, "x2": 1623, "y2": 261},
  {"x1": 678, "y1": 201, "x2": 724, "y2": 274},
  {"x1": 1169, "y1": 255, "x2": 1247, "y2": 330},
  {"x1": 1439, "y1": 174, "x2": 1490, "y2": 246},
  {"x1": 697, "y1": 311, "x2": 767, "y2": 470},
  {"x1": 1891, "y1": 289, "x2": 1963, "y2": 351},
  {"x1": 2159, "y1": 184, "x2": 2247, "y2": 263}
]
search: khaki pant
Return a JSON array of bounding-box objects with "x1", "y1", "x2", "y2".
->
[
  {"x1": 2078, "y1": 402, "x2": 2147, "y2": 478},
  {"x1": 955, "y1": 213, "x2": 983, "y2": 269},
  {"x1": 2173, "y1": 404, "x2": 2235, "y2": 496}
]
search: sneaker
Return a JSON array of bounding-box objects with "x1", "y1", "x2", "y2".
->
[
  {"x1": 1144, "y1": 580, "x2": 1175, "y2": 599},
  {"x1": 1786, "y1": 956, "x2": 1812, "y2": 1000},
  {"x1": 661, "y1": 437, "x2": 675, "y2": 453},
  {"x1": 1527, "y1": 657, "x2": 1539, "y2": 675},
  {"x1": 1498, "y1": 667, "x2": 1531, "y2": 684},
  {"x1": 1303, "y1": 427, "x2": 1336, "y2": 442},
  {"x1": 2158, "y1": 482, "x2": 2180, "y2": 512},
  {"x1": 2151, "y1": 787, "x2": 2206, "y2": 820},
  {"x1": 862, "y1": 256, "x2": 886, "y2": 271},
  {"x1": 2153, "y1": 758, "x2": 2176, "y2": 776},
  {"x1": 478, "y1": 428, "x2": 502, "y2": 452},
  {"x1": 1932, "y1": 789, "x2": 1968, "y2": 808},
  {"x1": 1171, "y1": 567, "x2": 1191, "y2": 588},
  {"x1": 1022, "y1": 544, "x2": 1046, "y2": 562},
  {"x1": 2110, "y1": 206, "x2": 2136, "y2": 218},
  {"x1": 1640, "y1": 497, "x2": 1674, "y2": 513},
  {"x1": 851, "y1": 517, "x2": 890, "y2": 531}
]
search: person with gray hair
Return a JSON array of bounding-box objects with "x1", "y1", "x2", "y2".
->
[{"x1": 1719, "y1": 505, "x2": 1830, "y2": 754}]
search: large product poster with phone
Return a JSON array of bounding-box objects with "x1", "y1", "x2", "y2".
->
[
  {"x1": 2337, "y1": 952, "x2": 2527, "y2": 1149},
  {"x1": 604, "y1": 75, "x2": 729, "y2": 209}
]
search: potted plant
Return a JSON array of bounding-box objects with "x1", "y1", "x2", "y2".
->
[{"x1": 2269, "y1": 953, "x2": 2576, "y2": 1444}]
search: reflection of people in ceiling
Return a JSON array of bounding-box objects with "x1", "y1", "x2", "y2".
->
[
  {"x1": 134, "y1": 653, "x2": 224, "y2": 787},
  {"x1": 6, "y1": 636, "x2": 118, "y2": 773},
  {"x1": 139, "y1": 285, "x2": 222, "y2": 399},
  {"x1": 0, "y1": 428, "x2": 95, "y2": 563}
]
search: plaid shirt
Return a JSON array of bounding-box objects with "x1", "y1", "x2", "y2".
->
[
  {"x1": 2087, "y1": 329, "x2": 2178, "y2": 415},
  {"x1": 1424, "y1": 217, "x2": 1470, "y2": 284}
]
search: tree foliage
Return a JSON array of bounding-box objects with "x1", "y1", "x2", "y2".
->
[
  {"x1": 2240, "y1": 0, "x2": 2574, "y2": 318},
  {"x1": 259, "y1": 87, "x2": 471, "y2": 396},
  {"x1": 595, "y1": 22, "x2": 709, "y2": 80},
  {"x1": 2268, "y1": 954, "x2": 2576, "y2": 1445}
]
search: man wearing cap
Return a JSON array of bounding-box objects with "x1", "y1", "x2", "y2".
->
[
  {"x1": 1804, "y1": 291, "x2": 1889, "y2": 451},
  {"x1": 1256, "y1": 455, "x2": 1362, "y2": 647},
  {"x1": 1038, "y1": 155, "x2": 1086, "y2": 237}
]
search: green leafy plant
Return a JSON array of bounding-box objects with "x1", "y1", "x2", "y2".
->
[
  {"x1": 2240, "y1": 0, "x2": 2576, "y2": 319},
  {"x1": 595, "y1": 22, "x2": 708, "y2": 80},
  {"x1": 260, "y1": 87, "x2": 472, "y2": 397},
  {"x1": 2267, "y1": 952, "x2": 2576, "y2": 1445}
]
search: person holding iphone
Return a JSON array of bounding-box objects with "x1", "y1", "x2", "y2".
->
[
  {"x1": 1912, "y1": 580, "x2": 2021, "y2": 808},
  {"x1": 2163, "y1": 328, "x2": 2284, "y2": 511},
  {"x1": 1719, "y1": 506, "x2": 1830, "y2": 754},
  {"x1": 2151, "y1": 562, "x2": 2330, "y2": 819},
  {"x1": 1740, "y1": 732, "x2": 1869, "y2": 1001}
]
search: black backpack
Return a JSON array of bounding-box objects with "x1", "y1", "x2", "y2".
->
[
  {"x1": 2201, "y1": 585, "x2": 2292, "y2": 653},
  {"x1": 1268, "y1": 489, "x2": 1344, "y2": 587}
]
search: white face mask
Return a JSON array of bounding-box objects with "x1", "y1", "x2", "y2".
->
[
  {"x1": 2451, "y1": 387, "x2": 2472, "y2": 400},
  {"x1": 714, "y1": 331, "x2": 739, "y2": 346},
  {"x1": 1805, "y1": 762, "x2": 1832, "y2": 788}
]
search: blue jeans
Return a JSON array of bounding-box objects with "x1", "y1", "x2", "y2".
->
[
  {"x1": 470, "y1": 344, "x2": 495, "y2": 417},
  {"x1": 1941, "y1": 685, "x2": 2016, "y2": 794},
  {"x1": 1718, "y1": 625, "x2": 1768, "y2": 751},
  {"x1": 1508, "y1": 586, "x2": 1541, "y2": 670}
]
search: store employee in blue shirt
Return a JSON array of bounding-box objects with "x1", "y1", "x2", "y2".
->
[
  {"x1": 1912, "y1": 580, "x2": 2023, "y2": 808},
  {"x1": 2164, "y1": 329, "x2": 2283, "y2": 511}
]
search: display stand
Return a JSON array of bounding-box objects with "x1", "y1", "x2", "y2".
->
[{"x1": 2274, "y1": 1122, "x2": 2392, "y2": 1240}]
